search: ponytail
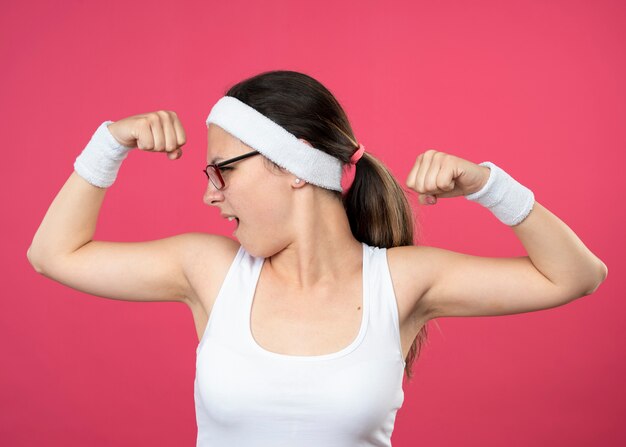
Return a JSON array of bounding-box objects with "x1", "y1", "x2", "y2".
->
[{"x1": 343, "y1": 152, "x2": 429, "y2": 381}]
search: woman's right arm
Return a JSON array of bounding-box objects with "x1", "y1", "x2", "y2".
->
[{"x1": 26, "y1": 111, "x2": 229, "y2": 304}]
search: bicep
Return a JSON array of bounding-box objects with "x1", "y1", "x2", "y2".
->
[
  {"x1": 407, "y1": 246, "x2": 581, "y2": 319},
  {"x1": 33, "y1": 233, "x2": 227, "y2": 304}
]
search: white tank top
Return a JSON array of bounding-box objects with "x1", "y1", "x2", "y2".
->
[{"x1": 194, "y1": 242, "x2": 406, "y2": 447}]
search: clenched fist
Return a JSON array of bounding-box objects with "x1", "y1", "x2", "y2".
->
[
  {"x1": 406, "y1": 150, "x2": 491, "y2": 205},
  {"x1": 108, "y1": 110, "x2": 187, "y2": 160}
]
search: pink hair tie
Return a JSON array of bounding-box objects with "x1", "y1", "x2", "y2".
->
[
  {"x1": 341, "y1": 143, "x2": 365, "y2": 194},
  {"x1": 350, "y1": 143, "x2": 365, "y2": 164}
]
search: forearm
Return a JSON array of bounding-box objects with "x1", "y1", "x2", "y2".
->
[
  {"x1": 28, "y1": 171, "x2": 106, "y2": 266},
  {"x1": 511, "y1": 200, "x2": 608, "y2": 295}
]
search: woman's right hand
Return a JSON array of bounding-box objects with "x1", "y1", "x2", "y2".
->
[{"x1": 107, "y1": 110, "x2": 186, "y2": 160}]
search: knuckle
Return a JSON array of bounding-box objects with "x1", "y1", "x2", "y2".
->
[
  {"x1": 146, "y1": 114, "x2": 160, "y2": 125},
  {"x1": 139, "y1": 116, "x2": 152, "y2": 127}
]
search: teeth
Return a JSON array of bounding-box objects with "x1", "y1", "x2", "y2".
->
[{"x1": 228, "y1": 216, "x2": 235, "y2": 221}]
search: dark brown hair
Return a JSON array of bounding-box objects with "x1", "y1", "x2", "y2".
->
[{"x1": 225, "y1": 70, "x2": 429, "y2": 380}]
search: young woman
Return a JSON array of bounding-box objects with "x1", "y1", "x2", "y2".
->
[{"x1": 27, "y1": 70, "x2": 607, "y2": 446}]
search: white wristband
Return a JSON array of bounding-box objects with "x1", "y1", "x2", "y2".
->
[
  {"x1": 74, "y1": 120, "x2": 133, "y2": 188},
  {"x1": 465, "y1": 161, "x2": 535, "y2": 226}
]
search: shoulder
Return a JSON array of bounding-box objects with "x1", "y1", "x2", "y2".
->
[
  {"x1": 386, "y1": 245, "x2": 438, "y2": 281},
  {"x1": 177, "y1": 233, "x2": 241, "y2": 305},
  {"x1": 179, "y1": 232, "x2": 241, "y2": 259},
  {"x1": 385, "y1": 245, "x2": 441, "y2": 321}
]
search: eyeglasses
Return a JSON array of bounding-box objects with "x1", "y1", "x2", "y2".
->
[{"x1": 203, "y1": 150, "x2": 261, "y2": 190}]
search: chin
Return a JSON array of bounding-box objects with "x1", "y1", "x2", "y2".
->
[{"x1": 239, "y1": 236, "x2": 286, "y2": 259}]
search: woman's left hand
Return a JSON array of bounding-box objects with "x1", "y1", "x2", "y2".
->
[{"x1": 405, "y1": 150, "x2": 491, "y2": 205}]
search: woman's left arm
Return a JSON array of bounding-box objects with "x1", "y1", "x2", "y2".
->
[{"x1": 401, "y1": 150, "x2": 608, "y2": 319}]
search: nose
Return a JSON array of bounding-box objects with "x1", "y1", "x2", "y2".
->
[{"x1": 203, "y1": 181, "x2": 224, "y2": 206}]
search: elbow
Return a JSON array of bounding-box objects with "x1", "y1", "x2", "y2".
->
[
  {"x1": 581, "y1": 261, "x2": 608, "y2": 296},
  {"x1": 28, "y1": 245, "x2": 79, "y2": 277},
  {"x1": 27, "y1": 247, "x2": 46, "y2": 274}
]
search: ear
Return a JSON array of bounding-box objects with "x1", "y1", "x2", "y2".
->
[{"x1": 292, "y1": 176, "x2": 307, "y2": 189}]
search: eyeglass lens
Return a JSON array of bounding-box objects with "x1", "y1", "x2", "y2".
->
[{"x1": 206, "y1": 166, "x2": 224, "y2": 190}]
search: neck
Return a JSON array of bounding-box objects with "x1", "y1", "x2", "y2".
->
[{"x1": 267, "y1": 193, "x2": 363, "y2": 290}]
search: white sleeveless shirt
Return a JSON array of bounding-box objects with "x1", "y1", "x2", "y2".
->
[{"x1": 194, "y1": 242, "x2": 406, "y2": 446}]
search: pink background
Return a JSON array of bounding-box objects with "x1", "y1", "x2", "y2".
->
[{"x1": 2, "y1": 0, "x2": 624, "y2": 445}]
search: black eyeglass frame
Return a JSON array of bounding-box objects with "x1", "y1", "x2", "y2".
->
[{"x1": 203, "y1": 150, "x2": 261, "y2": 190}]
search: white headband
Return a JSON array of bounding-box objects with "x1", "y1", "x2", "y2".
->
[{"x1": 205, "y1": 96, "x2": 345, "y2": 192}]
